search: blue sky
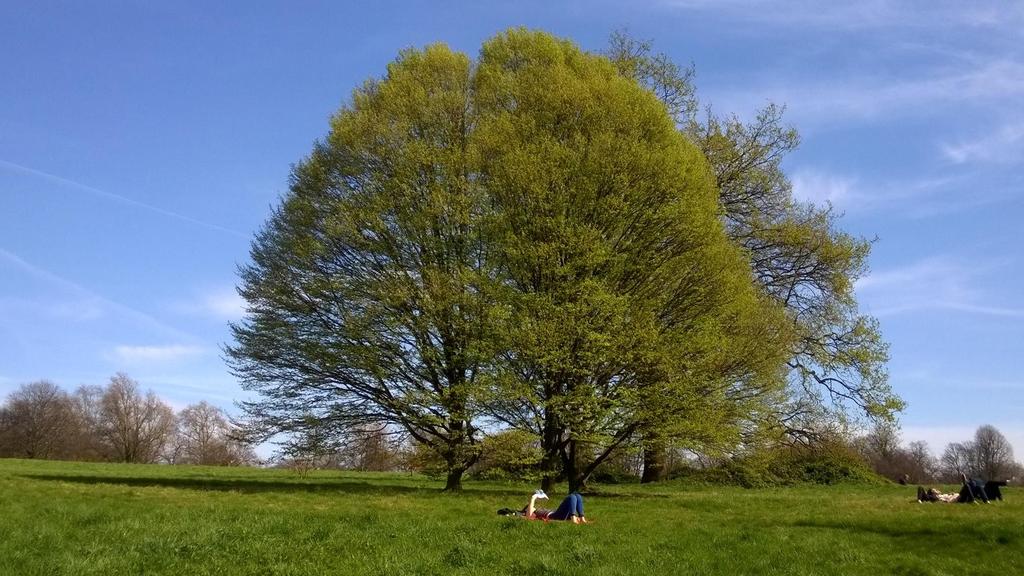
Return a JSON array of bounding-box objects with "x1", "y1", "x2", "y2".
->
[{"x1": 2, "y1": 1, "x2": 1022, "y2": 457}]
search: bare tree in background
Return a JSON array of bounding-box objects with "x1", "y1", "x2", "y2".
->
[
  {"x1": 941, "y1": 441, "x2": 976, "y2": 481},
  {"x1": 69, "y1": 384, "x2": 107, "y2": 461},
  {"x1": 857, "y1": 421, "x2": 902, "y2": 479},
  {"x1": 175, "y1": 401, "x2": 254, "y2": 465},
  {"x1": 939, "y1": 425, "x2": 1017, "y2": 481},
  {"x1": 906, "y1": 441, "x2": 937, "y2": 483},
  {"x1": 972, "y1": 425, "x2": 1015, "y2": 480},
  {"x1": 0, "y1": 381, "x2": 76, "y2": 459},
  {"x1": 337, "y1": 426, "x2": 405, "y2": 472},
  {"x1": 854, "y1": 423, "x2": 939, "y2": 483},
  {"x1": 99, "y1": 373, "x2": 176, "y2": 463}
]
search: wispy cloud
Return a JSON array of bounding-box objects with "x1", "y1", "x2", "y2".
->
[
  {"x1": 659, "y1": 1, "x2": 1024, "y2": 32},
  {"x1": 942, "y1": 122, "x2": 1024, "y2": 165},
  {"x1": 787, "y1": 168, "x2": 985, "y2": 217},
  {"x1": 173, "y1": 288, "x2": 247, "y2": 321},
  {"x1": 0, "y1": 248, "x2": 193, "y2": 340},
  {"x1": 112, "y1": 344, "x2": 205, "y2": 364},
  {"x1": 710, "y1": 59, "x2": 1024, "y2": 128},
  {"x1": 201, "y1": 290, "x2": 247, "y2": 320},
  {"x1": 0, "y1": 297, "x2": 104, "y2": 322},
  {"x1": 790, "y1": 170, "x2": 856, "y2": 208},
  {"x1": 0, "y1": 159, "x2": 247, "y2": 239},
  {"x1": 856, "y1": 256, "x2": 1024, "y2": 318}
]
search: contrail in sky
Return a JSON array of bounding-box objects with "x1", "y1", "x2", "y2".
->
[
  {"x1": 0, "y1": 159, "x2": 248, "y2": 239},
  {"x1": 0, "y1": 247, "x2": 197, "y2": 342}
]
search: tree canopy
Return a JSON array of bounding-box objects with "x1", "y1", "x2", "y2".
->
[
  {"x1": 228, "y1": 29, "x2": 859, "y2": 491},
  {"x1": 605, "y1": 32, "x2": 902, "y2": 450}
]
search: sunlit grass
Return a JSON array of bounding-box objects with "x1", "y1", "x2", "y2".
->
[{"x1": 1, "y1": 459, "x2": 1021, "y2": 575}]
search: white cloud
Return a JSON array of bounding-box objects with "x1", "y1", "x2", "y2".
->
[
  {"x1": 113, "y1": 344, "x2": 205, "y2": 364},
  {"x1": 712, "y1": 59, "x2": 1024, "y2": 128},
  {"x1": 896, "y1": 370, "x2": 1024, "y2": 392},
  {"x1": 942, "y1": 122, "x2": 1024, "y2": 165},
  {"x1": 790, "y1": 170, "x2": 856, "y2": 208},
  {"x1": 142, "y1": 375, "x2": 241, "y2": 403},
  {"x1": 856, "y1": 256, "x2": 1024, "y2": 318},
  {"x1": 174, "y1": 288, "x2": 247, "y2": 321},
  {"x1": 786, "y1": 168, "x2": 979, "y2": 217},
  {"x1": 199, "y1": 289, "x2": 247, "y2": 320}
]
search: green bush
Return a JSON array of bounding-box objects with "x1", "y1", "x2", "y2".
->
[
  {"x1": 588, "y1": 447, "x2": 642, "y2": 484},
  {"x1": 670, "y1": 442, "x2": 884, "y2": 487},
  {"x1": 469, "y1": 430, "x2": 542, "y2": 481},
  {"x1": 403, "y1": 442, "x2": 448, "y2": 479}
]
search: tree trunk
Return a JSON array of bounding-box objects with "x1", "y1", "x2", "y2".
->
[
  {"x1": 444, "y1": 467, "x2": 465, "y2": 491},
  {"x1": 565, "y1": 439, "x2": 579, "y2": 492},
  {"x1": 541, "y1": 475, "x2": 556, "y2": 493},
  {"x1": 565, "y1": 439, "x2": 595, "y2": 493},
  {"x1": 540, "y1": 407, "x2": 562, "y2": 493},
  {"x1": 641, "y1": 444, "x2": 667, "y2": 484},
  {"x1": 568, "y1": 470, "x2": 590, "y2": 493}
]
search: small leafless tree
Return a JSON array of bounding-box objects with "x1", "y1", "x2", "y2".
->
[
  {"x1": 175, "y1": 401, "x2": 255, "y2": 466},
  {"x1": 939, "y1": 425, "x2": 1018, "y2": 481},
  {"x1": 855, "y1": 421, "x2": 908, "y2": 480},
  {"x1": 941, "y1": 441, "x2": 977, "y2": 481},
  {"x1": 68, "y1": 384, "x2": 108, "y2": 461},
  {"x1": 336, "y1": 426, "x2": 406, "y2": 471},
  {"x1": 972, "y1": 425, "x2": 1015, "y2": 480},
  {"x1": 0, "y1": 381, "x2": 76, "y2": 459},
  {"x1": 99, "y1": 373, "x2": 176, "y2": 463},
  {"x1": 905, "y1": 440, "x2": 937, "y2": 483}
]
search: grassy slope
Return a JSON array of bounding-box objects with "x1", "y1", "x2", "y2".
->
[{"x1": 0, "y1": 459, "x2": 1021, "y2": 576}]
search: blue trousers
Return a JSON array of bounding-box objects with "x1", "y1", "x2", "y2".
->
[{"x1": 548, "y1": 492, "x2": 584, "y2": 520}]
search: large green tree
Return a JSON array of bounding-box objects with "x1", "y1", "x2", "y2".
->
[
  {"x1": 228, "y1": 44, "x2": 497, "y2": 490},
  {"x1": 229, "y1": 30, "x2": 796, "y2": 492},
  {"x1": 606, "y1": 32, "x2": 903, "y2": 481},
  {"x1": 473, "y1": 30, "x2": 792, "y2": 491}
]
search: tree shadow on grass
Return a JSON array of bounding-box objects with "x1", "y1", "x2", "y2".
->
[
  {"x1": 789, "y1": 518, "x2": 1019, "y2": 547},
  {"x1": 21, "y1": 473, "x2": 528, "y2": 498},
  {"x1": 580, "y1": 489, "x2": 672, "y2": 499}
]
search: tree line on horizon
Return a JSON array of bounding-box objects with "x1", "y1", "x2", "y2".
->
[
  {"x1": 225, "y1": 29, "x2": 901, "y2": 492},
  {"x1": 1, "y1": 376, "x2": 1018, "y2": 487},
  {"x1": 0, "y1": 376, "x2": 254, "y2": 466},
  {"x1": 857, "y1": 421, "x2": 1021, "y2": 485}
]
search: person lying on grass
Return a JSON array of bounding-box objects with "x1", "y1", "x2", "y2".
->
[
  {"x1": 916, "y1": 486, "x2": 961, "y2": 503},
  {"x1": 917, "y1": 473, "x2": 991, "y2": 503},
  {"x1": 497, "y1": 490, "x2": 589, "y2": 523}
]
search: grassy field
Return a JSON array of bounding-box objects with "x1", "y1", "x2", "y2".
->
[{"x1": 1, "y1": 459, "x2": 1021, "y2": 575}]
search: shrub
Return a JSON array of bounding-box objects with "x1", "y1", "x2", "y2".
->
[
  {"x1": 670, "y1": 441, "x2": 883, "y2": 487},
  {"x1": 470, "y1": 430, "x2": 542, "y2": 481}
]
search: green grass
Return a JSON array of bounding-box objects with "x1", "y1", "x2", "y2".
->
[{"x1": 1, "y1": 459, "x2": 1021, "y2": 575}]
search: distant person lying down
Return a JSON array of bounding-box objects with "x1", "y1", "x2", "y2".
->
[
  {"x1": 497, "y1": 490, "x2": 589, "y2": 523},
  {"x1": 917, "y1": 486, "x2": 960, "y2": 503},
  {"x1": 917, "y1": 473, "x2": 992, "y2": 503}
]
